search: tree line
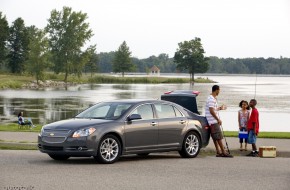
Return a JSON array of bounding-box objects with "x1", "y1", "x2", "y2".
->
[
  {"x1": 207, "y1": 57, "x2": 290, "y2": 74},
  {"x1": 97, "y1": 53, "x2": 290, "y2": 75},
  {"x1": 1, "y1": 7, "x2": 289, "y2": 85}
]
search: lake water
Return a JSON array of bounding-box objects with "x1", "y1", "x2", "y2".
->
[{"x1": 1, "y1": 74, "x2": 290, "y2": 132}]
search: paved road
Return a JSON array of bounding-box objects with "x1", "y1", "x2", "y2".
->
[{"x1": 0, "y1": 150, "x2": 289, "y2": 190}]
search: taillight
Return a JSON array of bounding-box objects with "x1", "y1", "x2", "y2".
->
[{"x1": 164, "y1": 91, "x2": 173, "y2": 94}]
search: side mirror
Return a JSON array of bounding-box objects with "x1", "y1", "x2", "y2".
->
[{"x1": 127, "y1": 114, "x2": 142, "y2": 121}]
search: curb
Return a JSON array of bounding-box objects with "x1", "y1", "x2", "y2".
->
[
  {"x1": 201, "y1": 147, "x2": 290, "y2": 158},
  {"x1": 1, "y1": 142, "x2": 290, "y2": 158}
]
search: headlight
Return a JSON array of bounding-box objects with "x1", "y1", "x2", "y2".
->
[
  {"x1": 39, "y1": 127, "x2": 45, "y2": 136},
  {"x1": 72, "y1": 128, "x2": 96, "y2": 138}
]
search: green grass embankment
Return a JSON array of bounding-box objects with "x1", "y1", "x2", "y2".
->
[
  {"x1": 88, "y1": 75, "x2": 191, "y2": 84},
  {"x1": 223, "y1": 131, "x2": 290, "y2": 139},
  {"x1": 0, "y1": 143, "x2": 37, "y2": 150},
  {"x1": 46, "y1": 73, "x2": 216, "y2": 84},
  {"x1": 0, "y1": 123, "x2": 41, "y2": 132},
  {"x1": 0, "y1": 73, "x2": 215, "y2": 89},
  {"x1": 0, "y1": 74, "x2": 34, "y2": 89}
]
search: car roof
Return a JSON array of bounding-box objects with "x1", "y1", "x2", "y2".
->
[
  {"x1": 100, "y1": 99, "x2": 158, "y2": 104},
  {"x1": 98, "y1": 99, "x2": 179, "y2": 105}
]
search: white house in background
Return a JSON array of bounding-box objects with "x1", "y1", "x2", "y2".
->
[{"x1": 150, "y1": 65, "x2": 160, "y2": 76}]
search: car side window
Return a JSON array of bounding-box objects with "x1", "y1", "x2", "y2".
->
[
  {"x1": 155, "y1": 104, "x2": 176, "y2": 118},
  {"x1": 174, "y1": 107, "x2": 184, "y2": 117},
  {"x1": 113, "y1": 104, "x2": 131, "y2": 117},
  {"x1": 131, "y1": 104, "x2": 154, "y2": 120}
]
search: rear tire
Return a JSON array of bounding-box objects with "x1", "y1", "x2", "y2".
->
[
  {"x1": 94, "y1": 135, "x2": 121, "y2": 164},
  {"x1": 179, "y1": 131, "x2": 201, "y2": 158},
  {"x1": 49, "y1": 154, "x2": 70, "y2": 160}
]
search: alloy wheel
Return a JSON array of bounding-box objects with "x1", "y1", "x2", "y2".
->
[
  {"x1": 185, "y1": 134, "x2": 199, "y2": 156},
  {"x1": 100, "y1": 137, "x2": 119, "y2": 162}
]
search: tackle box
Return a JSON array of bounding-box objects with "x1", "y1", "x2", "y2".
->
[{"x1": 259, "y1": 146, "x2": 276, "y2": 158}]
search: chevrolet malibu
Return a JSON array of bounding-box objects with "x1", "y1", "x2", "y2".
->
[{"x1": 38, "y1": 99, "x2": 210, "y2": 164}]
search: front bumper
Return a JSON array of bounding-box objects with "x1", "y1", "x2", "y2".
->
[{"x1": 38, "y1": 134, "x2": 98, "y2": 157}]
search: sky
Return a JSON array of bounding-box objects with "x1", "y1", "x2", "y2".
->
[{"x1": 1, "y1": 0, "x2": 290, "y2": 59}]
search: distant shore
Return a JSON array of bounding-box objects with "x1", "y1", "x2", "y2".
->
[
  {"x1": 113, "y1": 72, "x2": 290, "y2": 77},
  {"x1": 0, "y1": 73, "x2": 216, "y2": 89}
]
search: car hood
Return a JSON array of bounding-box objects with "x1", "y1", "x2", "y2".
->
[{"x1": 43, "y1": 118, "x2": 113, "y2": 130}]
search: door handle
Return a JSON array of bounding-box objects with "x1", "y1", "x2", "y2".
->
[
  {"x1": 179, "y1": 120, "x2": 186, "y2": 124},
  {"x1": 151, "y1": 122, "x2": 157, "y2": 126}
]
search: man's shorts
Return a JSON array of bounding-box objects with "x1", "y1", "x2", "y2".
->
[
  {"x1": 248, "y1": 130, "x2": 257, "y2": 144},
  {"x1": 210, "y1": 123, "x2": 223, "y2": 140}
]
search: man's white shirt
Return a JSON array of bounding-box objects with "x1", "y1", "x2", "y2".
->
[{"x1": 205, "y1": 95, "x2": 218, "y2": 125}]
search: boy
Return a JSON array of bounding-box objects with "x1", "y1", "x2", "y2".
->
[{"x1": 246, "y1": 99, "x2": 259, "y2": 157}]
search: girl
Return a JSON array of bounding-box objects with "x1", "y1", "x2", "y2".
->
[
  {"x1": 238, "y1": 100, "x2": 250, "y2": 151},
  {"x1": 18, "y1": 112, "x2": 35, "y2": 128}
]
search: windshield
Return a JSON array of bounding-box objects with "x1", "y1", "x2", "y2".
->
[{"x1": 75, "y1": 102, "x2": 133, "y2": 120}]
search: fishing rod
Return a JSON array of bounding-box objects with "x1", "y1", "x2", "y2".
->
[
  {"x1": 216, "y1": 102, "x2": 231, "y2": 155},
  {"x1": 254, "y1": 73, "x2": 258, "y2": 99},
  {"x1": 218, "y1": 112, "x2": 231, "y2": 155}
]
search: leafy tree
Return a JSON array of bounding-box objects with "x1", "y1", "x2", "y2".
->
[
  {"x1": 25, "y1": 26, "x2": 50, "y2": 84},
  {"x1": 113, "y1": 41, "x2": 135, "y2": 77},
  {"x1": 279, "y1": 58, "x2": 290, "y2": 74},
  {"x1": 174, "y1": 37, "x2": 209, "y2": 82},
  {"x1": 208, "y1": 56, "x2": 223, "y2": 73},
  {"x1": 46, "y1": 6, "x2": 93, "y2": 82},
  {"x1": 7, "y1": 17, "x2": 29, "y2": 74},
  {"x1": 83, "y1": 45, "x2": 98, "y2": 77},
  {"x1": 98, "y1": 51, "x2": 115, "y2": 73},
  {"x1": 0, "y1": 12, "x2": 9, "y2": 70},
  {"x1": 133, "y1": 53, "x2": 176, "y2": 73},
  {"x1": 132, "y1": 57, "x2": 146, "y2": 73}
]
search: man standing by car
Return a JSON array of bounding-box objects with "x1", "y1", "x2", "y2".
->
[{"x1": 205, "y1": 85, "x2": 233, "y2": 158}]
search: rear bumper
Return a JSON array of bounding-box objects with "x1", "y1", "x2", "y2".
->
[{"x1": 201, "y1": 129, "x2": 210, "y2": 148}]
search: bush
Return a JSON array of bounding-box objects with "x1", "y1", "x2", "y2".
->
[{"x1": 0, "y1": 80, "x2": 23, "y2": 89}]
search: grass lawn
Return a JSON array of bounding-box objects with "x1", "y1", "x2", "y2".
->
[
  {"x1": 223, "y1": 131, "x2": 290, "y2": 139},
  {"x1": 0, "y1": 123, "x2": 41, "y2": 132},
  {"x1": 0, "y1": 143, "x2": 37, "y2": 150}
]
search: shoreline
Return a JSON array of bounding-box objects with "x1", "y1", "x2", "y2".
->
[
  {"x1": 2, "y1": 73, "x2": 290, "y2": 90},
  {"x1": 22, "y1": 80, "x2": 77, "y2": 89},
  {"x1": 0, "y1": 73, "x2": 215, "y2": 90}
]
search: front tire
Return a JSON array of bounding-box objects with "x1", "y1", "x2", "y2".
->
[
  {"x1": 48, "y1": 154, "x2": 70, "y2": 160},
  {"x1": 179, "y1": 131, "x2": 201, "y2": 158},
  {"x1": 94, "y1": 135, "x2": 121, "y2": 164}
]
